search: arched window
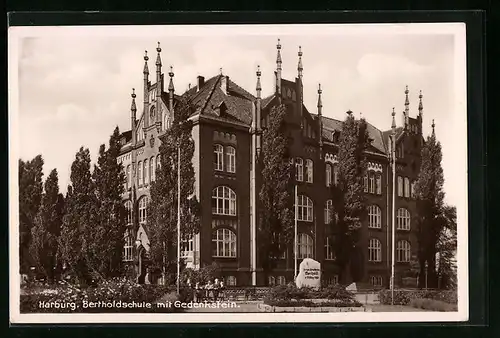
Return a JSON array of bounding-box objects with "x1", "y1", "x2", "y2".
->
[
  {"x1": 369, "y1": 238, "x2": 382, "y2": 262},
  {"x1": 214, "y1": 144, "x2": 224, "y2": 171},
  {"x1": 212, "y1": 186, "x2": 237, "y2": 216},
  {"x1": 397, "y1": 208, "x2": 411, "y2": 230},
  {"x1": 369, "y1": 172, "x2": 375, "y2": 194},
  {"x1": 376, "y1": 173, "x2": 382, "y2": 195},
  {"x1": 370, "y1": 276, "x2": 383, "y2": 287},
  {"x1": 325, "y1": 163, "x2": 332, "y2": 187},
  {"x1": 397, "y1": 240, "x2": 411, "y2": 262},
  {"x1": 125, "y1": 200, "x2": 133, "y2": 226},
  {"x1": 277, "y1": 276, "x2": 286, "y2": 285},
  {"x1": 364, "y1": 174, "x2": 369, "y2": 192},
  {"x1": 150, "y1": 157, "x2": 155, "y2": 182},
  {"x1": 295, "y1": 158, "x2": 304, "y2": 181},
  {"x1": 138, "y1": 196, "x2": 149, "y2": 225},
  {"x1": 404, "y1": 177, "x2": 410, "y2": 198},
  {"x1": 298, "y1": 233, "x2": 314, "y2": 259},
  {"x1": 138, "y1": 161, "x2": 143, "y2": 186},
  {"x1": 333, "y1": 164, "x2": 339, "y2": 185},
  {"x1": 268, "y1": 276, "x2": 276, "y2": 286},
  {"x1": 306, "y1": 159, "x2": 313, "y2": 183},
  {"x1": 368, "y1": 205, "x2": 382, "y2": 228},
  {"x1": 226, "y1": 276, "x2": 237, "y2": 286},
  {"x1": 126, "y1": 165, "x2": 131, "y2": 190},
  {"x1": 143, "y1": 159, "x2": 148, "y2": 185},
  {"x1": 225, "y1": 146, "x2": 236, "y2": 173},
  {"x1": 397, "y1": 176, "x2": 403, "y2": 196},
  {"x1": 324, "y1": 200, "x2": 333, "y2": 224},
  {"x1": 295, "y1": 195, "x2": 313, "y2": 222},
  {"x1": 212, "y1": 228, "x2": 237, "y2": 257},
  {"x1": 325, "y1": 236, "x2": 335, "y2": 260},
  {"x1": 123, "y1": 229, "x2": 133, "y2": 262}
]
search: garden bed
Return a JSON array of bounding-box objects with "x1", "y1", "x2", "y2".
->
[{"x1": 258, "y1": 303, "x2": 370, "y2": 313}]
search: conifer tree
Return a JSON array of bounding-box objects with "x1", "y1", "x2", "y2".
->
[
  {"x1": 328, "y1": 112, "x2": 370, "y2": 283},
  {"x1": 29, "y1": 169, "x2": 64, "y2": 282},
  {"x1": 148, "y1": 97, "x2": 201, "y2": 280},
  {"x1": 415, "y1": 126, "x2": 445, "y2": 288},
  {"x1": 19, "y1": 155, "x2": 44, "y2": 273},
  {"x1": 258, "y1": 104, "x2": 294, "y2": 283},
  {"x1": 59, "y1": 147, "x2": 99, "y2": 284},
  {"x1": 91, "y1": 127, "x2": 127, "y2": 278},
  {"x1": 436, "y1": 205, "x2": 457, "y2": 289}
]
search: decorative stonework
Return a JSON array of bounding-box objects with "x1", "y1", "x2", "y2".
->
[
  {"x1": 213, "y1": 130, "x2": 237, "y2": 145},
  {"x1": 325, "y1": 153, "x2": 338, "y2": 164},
  {"x1": 367, "y1": 162, "x2": 383, "y2": 173}
]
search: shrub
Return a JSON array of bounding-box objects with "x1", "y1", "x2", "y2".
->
[
  {"x1": 379, "y1": 289, "x2": 458, "y2": 306},
  {"x1": 264, "y1": 299, "x2": 362, "y2": 308},
  {"x1": 409, "y1": 298, "x2": 458, "y2": 312},
  {"x1": 265, "y1": 284, "x2": 359, "y2": 308}
]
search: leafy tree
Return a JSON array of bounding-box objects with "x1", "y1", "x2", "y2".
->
[
  {"x1": 436, "y1": 205, "x2": 457, "y2": 290},
  {"x1": 90, "y1": 127, "x2": 127, "y2": 278},
  {"x1": 29, "y1": 169, "x2": 65, "y2": 282},
  {"x1": 148, "y1": 97, "x2": 201, "y2": 282},
  {"x1": 415, "y1": 128, "x2": 445, "y2": 289},
  {"x1": 328, "y1": 112, "x2": 370, "y2": 283},
  {"x1": 19, "y1": 155, "x2": 44, "y2": 273},
  {"x1": 59, "y1": 147, "x2": 99, "y2": 285},
  {"x1": 258, "y1": 103, "x2": 294, "y2": 284}
]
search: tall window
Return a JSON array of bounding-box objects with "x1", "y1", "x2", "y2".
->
[
  {"x1": 138, "y1": 161, "x2": 143, "y2": 186},
  {"x1": 368, "y1": 238, "x2": 382, "y2": 262},
  {"x1": 333, "y1": 164, "x2": 339, "y2": 185},
  {"x1": 150, "y1": 157, "x2": 155, "y2": 182},
  {"x1": 368, "y1": 205, "x2": 382, "y2": 228},
  {"x1": 126, "y1": 165, "x2": 131, "y2": 190},
  {"x1": 364, "y1": 175, "x2": 369, "y2": 192},
  {"x1": 298, "y1": 233, "x2": 314, "y2": 259},
  {"x1": 397, "y1": 176, "x2": 403, "y2": 196},
  {"x1": 397, "y1": 208, "x2": 411, "y2": 230},
  {"x1": 123, "y1": 229, "x2": 133, "y2": 262},
  {"x1": 397, "y1": 240, "x2": 411, "y2": 262},
  {"x1": 212, "y1": 228, "x2": 237, "y2": 257},
  {"x1": 296, "y1": 158, "x2": 304, "y2": 181},
  {"x1": 125, "y1": 200, "x2": 132, "y2": 226},
  {"x1": 325, "y1": 236, "x2": 335, "y2": 260},
  {"x1": 212, "y1": 186, "x2": 237, "y2": 216},
  {"x1": 376, "y1": 174, "x2": 382, "y2": 195},
  {"x1": 305, "y1": 159, "x2": 313, "y2": 183},
  {"x1": 404, "y1": 177, "x2": 410, "y2": 198},
  {"x1": 325, "y1": 164, "x2": 332, "y2": 187},
  {"x1": 410, "y1": 181, "x2": 416, "y2": 199},
  {"x1": 138, "y1": 196, "x2": 149, "y2": 225},
  {"x1": 226, "y1": 276, "x2": 237, "y2": 286},
  {"x1": 181, "y1": 237, "x2": 194, "y2": 258},
  {"x1": 156, "y1": 154, "x2": 161, "y2": 170},
  {"x1": 225, "y1": 146, "x2": 236, "y2": 173},
  {"x1": 324, "y1": 200, "x2": 333, "y2": 224},
  {"x1": 295, "y1": 195, "x2": 313, "y2": 222},
  {"x1": 370, "y1": 276, "x2": 383, "y2": 287},
  {"x1": 369, "y1": 173, "x2": 375, "y2": 193},
  {"x1": 143, "y1": 159, "x2": 148, "y2": 185},
  {"x1": 214, "y1": 144, "x2": 224, "y2": 171}
]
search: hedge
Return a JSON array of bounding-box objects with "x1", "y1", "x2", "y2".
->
[
  {"x1": 264, "y1": 299, "x2": 362, "y2": 308},
  {"x1": 409, "y1": 298, "x2": 458, "y2": 312},
  {"x1": 378, "y1": 289, "x2": 457, "y2": 306},
  {"x1": 264, "y1": 284, "x2": 360, "y2": 307}
]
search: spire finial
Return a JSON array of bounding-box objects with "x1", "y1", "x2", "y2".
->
[
  {"x1": 131, "y1": 88, "x2": 137, "y2": 111},
  {"x1": 418, "y1": 89, "x2": 423, "y2": 114},
  {"x1": 276, "y1": 38, "x2": 282, "y2": 67},
  {"x1": 404, "y1": 85, "x2": 410, "y2": 111},
  {"x1": 144, "y1": 50, "x2": 149, "y2": 61},
  {"x1": 347, "y1": 110, "x2": 353, "y2": 116},
  {"x1": 143, "y1": 50, "x2": 149, "y2": 75},
  {"x1": 132, "y1": 88, "x2": 136, "y2": 98},
  {"x1": 298, "y1": 45, "x2": 303, "y2": 77},
  {"x1": 157, "y1": 42, "x2": 161, "y2": 53},
  {"x1": 431, "y1": 119, "x2": 435, "y2": 135},
  {"x1": 156, "y1": 42, "x2": 162, "y2": 66},
  {"x1": 256, "y1": 65, "x2": 262, "y2": 94},
  {"x1": 168, "y1": 65, "x2": 175, "y2": 92},
  {"x1": 391, "y1": 107, "x2": 396, "y2": 130},
  {"x1": 317, "y1": 83, "x2": 322, "y2": 109}
]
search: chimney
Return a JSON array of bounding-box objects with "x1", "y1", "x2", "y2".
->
[
  {"x1": 221, "y1": 75, "x2": 229, "y2": 95},
  {"x1": 197, "y1": 76, "x2": 205, "y2": 91}
]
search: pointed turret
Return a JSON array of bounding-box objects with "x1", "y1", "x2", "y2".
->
[
  {"x1": 131, "y1": 88, "x2": 137, "y2": 147},
  {"x1": 317, "y1": 83, "x2": 323, "y2": 159},
  {"x1": 168, "y1": 66, "x2": 175, "y2": 114},
  {"x1": 143, "y1": 50, "x2": 150, "y2": 129},
  {"x1": 418, "y1": 90, "x2": 423, "y2": 118},
  {"x1": 391, "y1": 107, "x2": 396, "y2": 130},
  {"x1": 276, "y1": 38, "x2": 282, "y2": 97},
  {"x1": 297, "y1": 46, "x2": 303, "y2": 79},
  {"x1": 404, "y1": 85, "x2": 410, "y2": 128},
  {"x1": 155, "y1": 42, "x2": 162, "y2": 131}
]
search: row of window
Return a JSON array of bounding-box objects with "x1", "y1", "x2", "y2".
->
[
  {"x1": 214, "y1": 144, "x2": 236, "y2": 173},
  {"x1": 363, "y1": 172, "x2": 383, "y2": 195},
  {"x1": 123, "y1": 155, "x2": 162, "y2": 190},
  {"x1": 398, "y1": 176, "x2": 416, "y2": 198}
]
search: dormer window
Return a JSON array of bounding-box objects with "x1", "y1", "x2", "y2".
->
[{"x1": 214, "y1": 102, "x2": 227, "y2": 116}]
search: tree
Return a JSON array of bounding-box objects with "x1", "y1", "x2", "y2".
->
[
  {"x1": 258, "y1": 103, "x2": 294, "y2": 284},
  {"x1": 59, "y1": 147, "x2": 99, "y2": 285},
  {"x1": 328, "y1": 112, "x2": 370, "y2": 283},
  {"x1": 29, "y1": 169, "x2": 65, "y2": 282},
  {"x1": 436, "y1": 205, "x2": 457, "y2": 290},
  {"x1": 415, "y1": 129, "x2": 445, "y2": 289},
  {"x1": 148, "y1": 97, "x2": 201, "y2": 281},
  {"x1": 19, "y1": 155, "x2": 44, "y2": 273},
  {"x1": 90, "y1": 127, "x2": 127, "y2": 278}
]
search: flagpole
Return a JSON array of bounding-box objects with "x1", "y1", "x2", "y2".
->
[
  {"x1": 391, "y1": 133, "x2": 396, "y2": 305},
  {"x1": 177, "y1": 144, "x2": 181, "y2": 295},
  {"x1": 294, "y1": 184, "x2": 298, "y2": 280}
]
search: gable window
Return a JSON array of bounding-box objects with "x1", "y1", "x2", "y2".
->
[
  {"x1": 305, "y1": 159, "x2": 313, "y2": 183},
  {"x1": 295, "y1": 195, "x2": 313, "y2": 222},
  {"x1": 326, "y1": 164, "x2": 332, "y2": 187},
  {"x1": 226, "y1": 146, "x2": 236, "y2": 173},
  {"x1": 214, "y1": 144, "x2": 224, "y2": 171},
  {"x1": 368, "y1": 205, "x2": 382, "y2": 229},
  {"x1": 397, "y1": 208, "x2": 411, "y2": 230},
  {"x1": 368, "y1": 238, "x2": 382, "y2": 262},
  {"x1": 212, "y1": 186, "x2": 237, "y2": 216},
  {"x1": 295, "y1": 158, "x2": 304, "y2": 182}
]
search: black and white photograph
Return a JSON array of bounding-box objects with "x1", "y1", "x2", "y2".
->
[{"x1": 8, "y1": 23, "x2": 467, "y2": 323}]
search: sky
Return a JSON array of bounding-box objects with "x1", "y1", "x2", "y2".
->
[{"x1": 11, "y1": 24, "x2": 466, "y2": 209}]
